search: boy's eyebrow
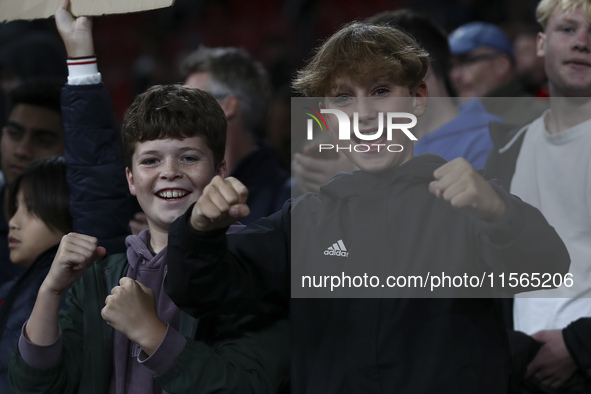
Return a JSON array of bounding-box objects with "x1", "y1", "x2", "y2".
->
[
  {"x1": 327, "y1": 77, "x2": 395, "y2": 94},
  {"x1": 4, "y1": 120, "x2": 60, "y2": 137},
  {"x1": 556, "y1": 16, "x2": 586, "y2": 26},
  {"x1": 3, "y1": 120, "x2": 25, "y2": 132},
  {"x1": 177, "y1": 146, "x2": 206, "y2": 153},
  {"x1": 136, "y1": 147, "x2": 207, "y2": 156},
  {"x1": 369, "y1": 77, "x2": 397, "y2": 86}
]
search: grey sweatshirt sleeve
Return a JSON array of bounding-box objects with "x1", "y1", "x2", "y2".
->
[{"x1": 17, "y1": 322, "x2": 62, "y2": 369}]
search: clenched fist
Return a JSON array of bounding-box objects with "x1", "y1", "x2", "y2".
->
[
  {"x1": 190, "y1": 176, "x2": 250, "y2": 231},
  {"x1": 101, "y1": 277, "x2": 167, "y2": 355},
  {"x1": 26, "y1": 233, "x2": 105, "y2": 346},
  {"x1": 43, "y1": 233, "x2": 105, "y2": 297},
  {"x1": 429, "y1": 158, "x2": 505, "y2": 222}
]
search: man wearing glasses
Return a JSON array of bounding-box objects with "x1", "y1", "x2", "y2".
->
[{"x1": 449, "y1": 22, "x2": 546, "y2": 126}]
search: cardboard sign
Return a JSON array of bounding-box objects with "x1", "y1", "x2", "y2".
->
[{"x1": 0, "y1": 0, "x2": 175, "y2": 22}]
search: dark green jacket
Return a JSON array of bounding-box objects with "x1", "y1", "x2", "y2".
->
[{"x1": 9, "y1": 253, "x2": 290, "y2": 394}]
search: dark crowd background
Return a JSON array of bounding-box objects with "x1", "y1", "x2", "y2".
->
[
  {"x1": 0, "y1": 3, "x2": 581, "y2": 392},
  {"x1": 0, "y1": 0, "x2": 541, "y2": 132}
]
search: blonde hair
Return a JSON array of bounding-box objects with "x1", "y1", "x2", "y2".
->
[
  {"x1": 536, "y1": 0, "x2": 591, "y2": 29},
  {"x1": 292, "y1": 22, "x2": 429, "y2": 97}
]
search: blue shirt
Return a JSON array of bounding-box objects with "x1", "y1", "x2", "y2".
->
[{"x1": 414, "y1": 99, "x2": 503, "y2": 169}]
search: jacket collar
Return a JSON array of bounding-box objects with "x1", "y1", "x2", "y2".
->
[{"x1": 320, "y1": 153, "x2": 447, "y2": 199}]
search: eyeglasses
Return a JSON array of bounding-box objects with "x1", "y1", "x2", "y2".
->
[{"x1": 451, "y1": 53, "x2": 500, "y2": 69}]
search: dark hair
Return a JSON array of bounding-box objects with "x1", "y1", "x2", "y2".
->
[
  {"x1": 6, "y1": 78, "x2": 63, "y2": 117},
  {"x1": 8, "y1": 156, "x2": 72, "y2": 235},
  {"x1": 121, "y1": 84, "x2": 227, "y2": 169},
  {"x1": 0, "y1": 32, "x2": 68, "y2": 83},
  {"x1": 292, "y1": 22, "x2": 429, "y2": 97},
  {"x1": 180, "y1": 46, "x2": 271, "y2": 139},
  {"x1": 365, "y1": 9, "x2": 454, "y2": 96}
]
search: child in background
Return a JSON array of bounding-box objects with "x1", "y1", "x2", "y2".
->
[
  {"x1": 0, "y1": 78, "x2": 65, "y2": 287},
  {"x1": 0, "y1": 156, "x2": 70, "y2": 392}
]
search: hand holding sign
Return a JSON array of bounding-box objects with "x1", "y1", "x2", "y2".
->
[
  {"x1": 55, "y1": 0, "x2": 94, "y2": 58},
  {"x1": 0, "y1": 0, "x2": 175, "y2": 23}
]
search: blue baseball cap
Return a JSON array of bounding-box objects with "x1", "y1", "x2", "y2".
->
[{"x1": 448, "y1": 22, "x2": 514, "y2": 61}]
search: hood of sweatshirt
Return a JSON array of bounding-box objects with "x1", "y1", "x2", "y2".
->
[{"x1": 125, "y1": 229, "x2": 165, "y2": 274}]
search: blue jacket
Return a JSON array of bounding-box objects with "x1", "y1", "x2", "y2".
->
[
  {"x1": 61, "y1": 83, "x2": 133, "y2": 253},
  {"x1": 0, "y1": 246, "x2": 57, "y2": 392}
]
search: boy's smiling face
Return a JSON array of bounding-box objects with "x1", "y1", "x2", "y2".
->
[
  {"x1": 322, "y1": 76, "x2": 427, "y2": 173},
  {"x1": 126, "y1": 136, "x2": 226, "y2": 235},
  {"x1": 538, "y1": 4, "x2": 591, "y2": 96}
]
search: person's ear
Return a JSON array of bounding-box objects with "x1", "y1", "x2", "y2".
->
[
  {"x1": 219, "y1": 95, "x2": 240, "y2": 121},
  {"x1": 537, "y1": 31, "x2": 547, "y2": 57},
  {"x1": 216, "y1": 160, "x2": 228, "y2": 178},
  {"x1": 125, "y1": 167, "x2": 137, "y2": 196},
  {"x1": 411, "y1": 81, "x2": 428, "y2": 117}
]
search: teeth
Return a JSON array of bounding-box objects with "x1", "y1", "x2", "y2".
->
[{"x1": 159, "y1": 190, "x2": 187, "y2": 199}]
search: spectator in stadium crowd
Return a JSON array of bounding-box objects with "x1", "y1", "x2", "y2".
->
[
  {"x1": 485, "y1": 0, "x2": 591, "y2": 391},
  {"x1": 181, "y1": 47, "x2": 290, "y2": 224},
  {"x1": 513, "y1": 25, "x2": 549, "y2": 97},
  {"x1": 449, "y1": 21, "x2": 547, "y2": 125}
]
